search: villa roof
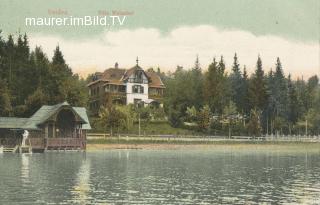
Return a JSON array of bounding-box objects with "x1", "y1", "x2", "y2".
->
[
  {"x1": 87, "y1": 64, "x2": 165, "y2": 88},
  {"x1": 0, "y1": 102, "x2": 91, "y2": 130},
  {"x1": 146, "y1": 71, "x2": 165, "y2": 88}
]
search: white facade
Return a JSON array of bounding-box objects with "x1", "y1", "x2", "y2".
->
[
  {"x1": 126, "y1": 82, "x2": 149, "y2": 104},
  {"x1": 125, "y1": 71, "x2": 151, "y2": 105}
]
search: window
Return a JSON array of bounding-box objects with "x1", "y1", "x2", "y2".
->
[
  {"x1": 135, "y1": 71, "x2": 143, "y2": 83},
  {"x1": 132, "y1": 85, "x2": 144, "y2": 94}
]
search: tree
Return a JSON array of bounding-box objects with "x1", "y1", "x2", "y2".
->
[
  {"x1": 229, "y1": 53, "x2": 243, "y2": 112},
  {"x1": 222, "y1": 101, "x2": 238, "y2": 138},
  {"x1": 287, "y1": 75, "x2": 299, "y2": 133},
  {"x1": 191, "y1": 55, "x2": 204, "y2": 109},
  {"x1": 247, "y1": 109, "x2": 262, "y2": 137},
  {"x1": 0, "y1": 79, "x2": 12, "y2": 116},
  {"x1": 196, "y1": 105, "x2": 210, "y2": 131},
  {"x1": 272, "y1": 58, "x2": 288, "y2": 118},
  {"x1": 307, "y1": 75, "x2": 319, "y2": 109},
  {"x1": 295, "y1": 77, "x2": 308, "y2": 116},
  {"x1": 265, "y1": 58, "x2": 288, "y2": 134},
  {"x1": 203, "y1": 58, "x2": 219, "y2": 112},
  {"x1": 116, "y1": 105, "x2": 136, "y2": 131},
  {"x1": 0, "y1": 33, "x2": 88, "y2": 117},
  {"x1": 186, "y1": 106, "x2": 197, "y2": 122},
  {"x1": 240, "y1": 66, "x2": 249, "y2": 115},
  {"x1": 164, "y1": 58, "x2": 204, "y2": 127},
  {"x1": 303, "y1": 80, "x2": 320, "y2": 134},
  {"x1": 25, "y1": 87, "x2": 48, "y2": 116},
  {"x1": 248, "y1": 56, "x2": 268, "y2": 111},
  {"x1": 99, "y1": 106, "x2": 126, "y2": 136},
  {"x1": 203, "y1": 56, "x2": 230, "y2": 114},
  {"x1": 52, "y1": 45, "x2": 66, "y2": 65}
]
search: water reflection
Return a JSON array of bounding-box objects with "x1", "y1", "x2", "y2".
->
[
  {"x1": 21, "y1": 154, "x2": 30, "y2": 185},
  {"x1": 0, "y1": 149, "x2": 319, "y2": 204},
  {"x1": 71, "y1": 158, "x2": 92, "y2": 204}
]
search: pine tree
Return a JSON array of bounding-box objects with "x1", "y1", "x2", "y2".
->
[
  {"x1": 0, "y1": 32, "x2": 88, "y2": 116},
  {"x1": 287, "y1": 75, "x2": 299, "y2": 132},
  {"x1": 0, "y1": 31, "x2": 5, "y2": 79},
  {"x1": 307, "y1": 75, "x2": 319, "y2": 109},
  {"x1": 52, "y1": 45, "x2": 66, "y2": 65},
  {"x1": 203, "y1": 56, "x2": 231, "y2": 114},
  {"x1": 249, "y1": 56, "x2": 268, "y2": 111},
  {"x1": 247, "y1": 109, "x2": 262, "y2": 137},
  {"x1": 25, "y1": 87, "x2": 48, "y2": 116},
  {"x1": 194, "y1": 55, "x2": 201, "y2": 71},
  {"x1": 218, "y1": 55, "x2": 225, "y2": 75},
  {"x1": 273, "y1": 57, "x2": 288, "y2": 117},
  {"x1": 204, "y1": 58, "x2": 219, "y2": 112},
  {"x1": 229, "y1": 53, "x2": 243, "y2": 112},
  {"x1": 0, "y1": 79, "x2": 12, "y2": 116},
  {"x1": 295, "y1": 77, "x2": 309, "y2": 118},
  {"x1": 191, "y1": 55, "x2": 203, "y2": 109},
  {"x1": 240, "y1": 66, "x2": 249, "y2": 115},
  {"x1": 49, "y1": 46, "x2": 73, "y2": 103}
]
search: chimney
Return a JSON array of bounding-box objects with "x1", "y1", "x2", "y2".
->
[{"x1": 115, "y1": 62, "x2": 119, "y2": 69}]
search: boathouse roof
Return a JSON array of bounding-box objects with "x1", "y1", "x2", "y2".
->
[
  {"x1": 0, "y1": 102, "x2": 91, "y2": 130},
  {"x1": 0, "y1": 118, "x2": 29, "y2": 129}
]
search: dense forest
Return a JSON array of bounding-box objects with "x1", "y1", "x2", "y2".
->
[
  {"x1": 0, "y1": 31, "x2": 319, "y2": 136},
  {"x1": 163, "y1": 55, "x2": 320, "y2": 136},
  {"x1": 0, "y1": 31, "x2": 88, "y2": 117}
]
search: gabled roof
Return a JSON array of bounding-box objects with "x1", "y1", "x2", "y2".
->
[
  {"x1": 87, "y1": 68, "x2": 126, "y2": 86},
  {"x1": 146, "y1": 71, "x2": 165, "y2": 88},
  {"x1": 87, "y1": 64, "x2": 165, "y2": 88},
  {"x1": 122, "y1": 65, "x2": 145, "y2": 81},
  {"x1": 73, "y1": 107, "x2": 91, "y2": 130},
  {"x1": 0, "y1": 102, "x2": 91, "y2": 130},
  {"x1": 0, "y1": 118, "x2": 29, "y2": 129}
]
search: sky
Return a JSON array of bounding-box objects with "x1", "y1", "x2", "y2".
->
[{"x1": 0, "y1": 0, "x2": 319, "y2": 78}]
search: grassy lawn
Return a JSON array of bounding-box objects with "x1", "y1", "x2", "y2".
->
[{"x1": 90, "y1": 120, "x2": 201, "y2": 135}]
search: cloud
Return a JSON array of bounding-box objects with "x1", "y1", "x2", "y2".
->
[{"x1": 28, "y1": 25, "x2": 319, "y2": 78}]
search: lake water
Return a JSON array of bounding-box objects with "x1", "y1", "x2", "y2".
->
[{"x1": 0, "y1": 148, "x2": 320, "y2": 204}]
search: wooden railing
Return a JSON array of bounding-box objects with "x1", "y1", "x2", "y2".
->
[
  {"x1": 28, "y1": 138, "x2": 45, "y2": 149},
  {"x1": 47, "y1": 138, "x2": 84, "y2": 149},
  {"x1": 26, "y1": 137, "x2": 85, "y2": 150}
]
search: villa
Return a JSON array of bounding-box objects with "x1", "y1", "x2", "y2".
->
[
  {"x1": 87, "y1": 58, "x2": 165, "y2": 115},
  {"x1": 0, "y1": 102, "x2": 91, "y2": 152}
]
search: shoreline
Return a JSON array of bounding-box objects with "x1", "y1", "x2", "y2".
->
[{"x1": 86, "y1": 141, "x2": 320, "y2": 152}]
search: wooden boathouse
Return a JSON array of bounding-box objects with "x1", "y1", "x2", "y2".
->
[{"x1": 0, "y1": 102, "x2": 91, "y2": 152}]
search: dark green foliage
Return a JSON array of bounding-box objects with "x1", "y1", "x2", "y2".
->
[
  {"x1": 248, "y1": 56, "x2": 268, "y2": 111},
  {"x1": 164, "y1": 57, "x2": 204, "y2": 127},
  {"x1": 0, "y1": 32, "x2": 89, "y2": 117},
  {"x1": 99, "y1": 106, "x2": 126, "y2": 135},
  {"x1": 247, "y1": 109, "x2": 262, "y2": 137},
  {"x1": 240, "y1": 66, "x2": 250, "y2": 115},
  {"x1": 0, "y1": 79, "x2": 12, "y2": 116},
  {"x1": 25, "y1": 87, "x2": 48, "y2": 116},
  {"x1": 164, "y1": 54, "x2": 319, "y2": 136},
  {"x1": 196, "y1": 105, "x2": 210, "y2": 131},
  {"x1": 229, "y1": 53, "x2": 248, "y2": 113},
  {"x1": 287, "y1": 75, "x2": 299, "y2": 125},
  {"x1": 203, "y1": 56, "x2": 231, "y2": 114},
  {"x1": 272, "y1": 58, "x2": 288, "y2": 117}
]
